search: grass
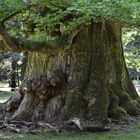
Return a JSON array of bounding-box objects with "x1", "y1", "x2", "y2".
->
[
  {"x1": 0, "y1": 83, "x2": 9, "y2": 88},
  {"x1": 0, "y1": 92, "x2": 13, "y2": 103},
  {"x1": 0, "y1": 130, "x2": 140, "y2": 140}
]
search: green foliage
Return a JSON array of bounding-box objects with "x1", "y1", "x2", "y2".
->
[
  {"x1": 29, "y1": 0, "x2": 140, "y2": 32},
  {"x1": 124, "y1": 33, "x2": 140, "y2": 71},
  {"x1": 27, "y1": 31, "x2": 57, "y2": 42},
  {"x1": 0, "y1": 52, "x2": 12, "y2": 82},
  {"x1": 0, "y1": 0, "x2": 26, "y2": 19},
  {"x1": 123, "y1": 28, "x2": 140, "y2": 46},
  {"x1": 0, "y1": 0, "x2": 140, "y2": 41},
  {"x1": 0, "y1": 52, "x2": 24, "y2": 83}
]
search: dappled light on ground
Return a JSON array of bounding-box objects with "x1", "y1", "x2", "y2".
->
[
  {"x1": 0, "y1": 97, "x2": 9, "y2": 103},
  {"x1": 0, "y1": 92, "x2": 14, "y2": 103}
]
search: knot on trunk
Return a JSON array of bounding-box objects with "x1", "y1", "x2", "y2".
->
[{"x1": 19, "y1": 69, "x2": 65, "y2": 100}]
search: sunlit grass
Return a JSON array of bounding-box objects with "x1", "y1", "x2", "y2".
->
[
  {"x1": 0, "y1": 92, "x2": 13, "y2": 103},
  {"x1": 0, "y1": 83, "x2": 9, "y2": 88}
]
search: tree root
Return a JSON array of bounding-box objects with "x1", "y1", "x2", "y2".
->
[
  {"x1": 0, "y1": 117, "x2": 111, "y2": 134},
  {"x1": 65, "y1": 118, "x2": 83, "y2": 131},
  {"x1": 0, "y1": 120, "x2": 59, "y2": 134}
]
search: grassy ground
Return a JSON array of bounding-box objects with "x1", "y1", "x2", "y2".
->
[
  {"x1": 0, "y1": 92, "x2": 140, "y2": 140},
  {"x1": 0, "y1": 83, "x2": 9, "y2": 88},
  {"x1": 0, "y1": 92, "x2": 13, "y2": 103},
  {"x1": 0, "y1": 130, "x2": 140, "y2": 140}
]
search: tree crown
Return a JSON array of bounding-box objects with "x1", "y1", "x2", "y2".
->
[{"x1": 0, "y1": 0, "x2": 139, "y2": 52}]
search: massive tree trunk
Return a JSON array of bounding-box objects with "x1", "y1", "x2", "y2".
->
[{"x1": 1, "y1": 22, "x2": 140, "y2": 126}]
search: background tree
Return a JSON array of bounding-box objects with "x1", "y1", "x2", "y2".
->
[
  {"x1": 0, "y1": 0, "x2": 140, "y2": 130},
  {"x1": 0, "y1": 52, "x2": 11, "y2": 84},
  {"x1": 123, "y1": 31, "x2": 140, "y2": 72},
  {"x1": 10, "y1": 53, "x2": 21, "y2": 90},
  {"x1": 0, "y1": 52, "x2": 27, "y2": 88}
]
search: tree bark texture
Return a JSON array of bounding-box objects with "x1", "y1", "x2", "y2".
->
[{"x1": 1, "y1": 22, "x2": 140, "y2": 123}]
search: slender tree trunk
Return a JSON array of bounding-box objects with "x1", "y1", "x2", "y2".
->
[
  {"x1": 1, "y1": 22, "x2": 140, "y2": 123},
  {"x1": 10, "y1": 58, "x2": 17, "y2": 91}
]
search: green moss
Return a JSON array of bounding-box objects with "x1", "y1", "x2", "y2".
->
[
  {"x1": 88, "y1": 90, "x2": 109, "y2": 119},
  {"x1": 110, "y1": 107, "x2": 127, "y2": 119},
  {"x1": 124, "y1": 103, "x2": 139, "y2": 116},
  {"x1": 119, "y1": 93, "x2": 139, "y2": 116},
  {"x1": 64, "y1": 90, "x2": 83, "y2": 118},
  {"x1": 112, "y1": 95, "x2": 119, "y2": 103},
  {"x1": 67, "y1": 96, "x2": 81, "y2": 115},
  {"x1": 88, "y1": 105, "x2": 108, "y2": 119},
  {"x1": 109, "y1": 95, "x2": 119, "y2": 109},
  {"x1": 119, "y1": 93, "x2": 130, "y2": 105}
]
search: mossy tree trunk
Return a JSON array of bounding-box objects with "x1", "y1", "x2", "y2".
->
[{"x1": 1, "y1": 22, "x2": 140, "y2": 123}]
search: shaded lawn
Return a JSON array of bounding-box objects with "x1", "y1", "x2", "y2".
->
[{"x1": 0, "y1": 130, "x2": 140, "y2": 140}]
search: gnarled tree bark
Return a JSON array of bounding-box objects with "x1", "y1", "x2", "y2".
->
[{"x1": 0, "y1": 22, "x2": 139, "y2": 131}]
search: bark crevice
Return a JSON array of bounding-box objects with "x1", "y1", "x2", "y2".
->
[{"x1": 0, "y1": 22, "x2": 139, "y2": 131}]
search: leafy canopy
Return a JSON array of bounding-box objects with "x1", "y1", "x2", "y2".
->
[
  {"x1": 124, "y1": 34, "x2": 140, "y2": 72},
  {"x1": 0, "y1": 0, "x2": 140, "y2": 41}
]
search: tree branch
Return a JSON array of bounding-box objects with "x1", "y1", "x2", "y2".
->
[
  {"x1": 11, "y1": 37, "x2": 67, "y2": 54},
  {"x1": 1, "y1": 11, "x2": 22, "y2": 25},
  {"x1": 0, "y1": 24, "x2": 68, "y2": 54},
  {"x1": 0, "y1": 3, "x2": 38, "y2": 25}
]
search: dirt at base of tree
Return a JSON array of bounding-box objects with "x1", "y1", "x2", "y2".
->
[
  {"x1": 111, "y1": 116, "x2": 140, "y2": 133},
  {"x1": 0, "y1": 116, "x2": 139, "y2": 134}
]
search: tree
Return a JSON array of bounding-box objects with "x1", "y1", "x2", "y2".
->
[
  {"x1": 0, "y1": 52, "x2": 26, "y2": 88},
  {"x1": 0, "y1": 52, "x2": 11, "y2": 83},
  {"x1": 124, "y1": 34, "x2": 140, "y2": 72},
  {"x1": 0, "y1": 0, "x2": 140, "y2": 130}
]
